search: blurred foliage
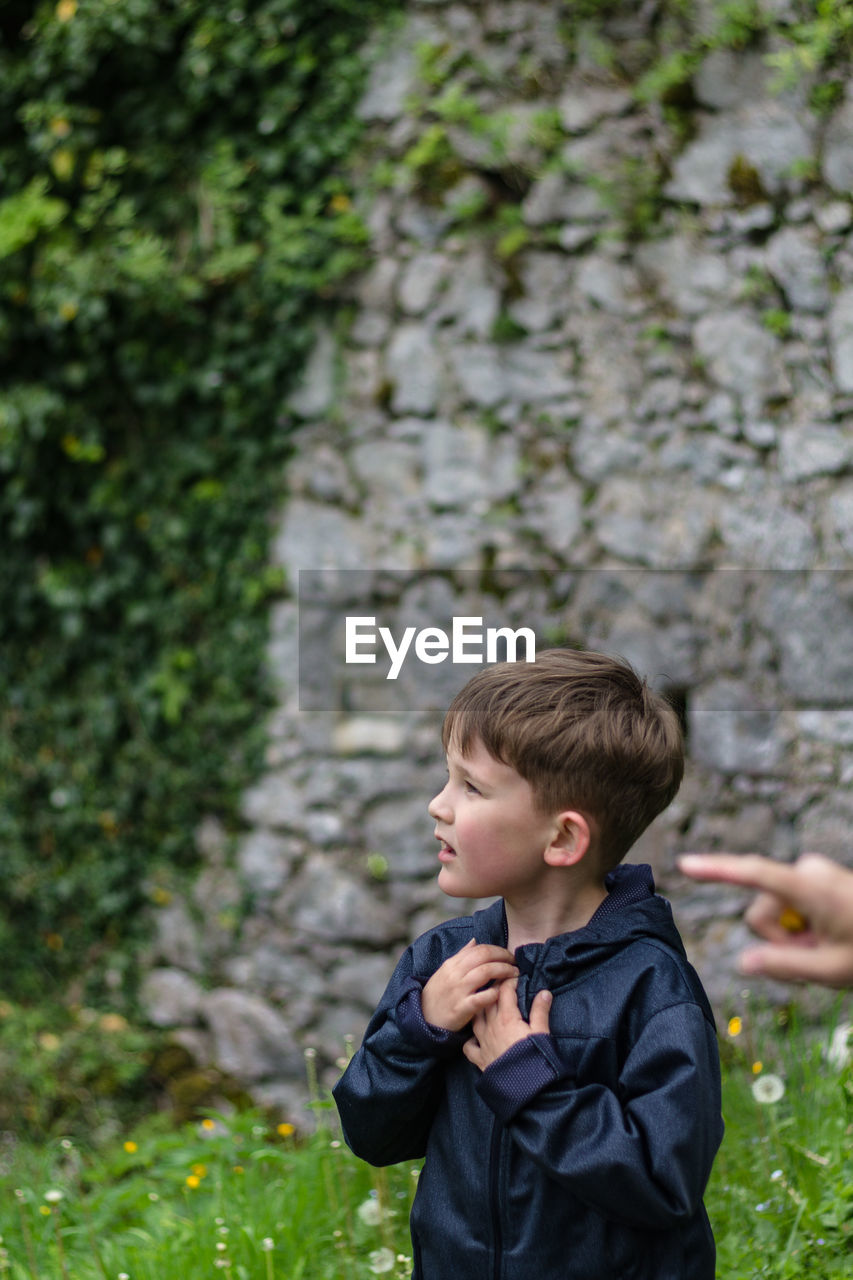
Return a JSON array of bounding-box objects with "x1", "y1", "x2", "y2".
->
[
  {"x1": 0, "y1": 996, "x2": 160, "y2": 1141},
  {"x1": 0, "y1": 0, "x2": 396, "y2": 1001}
]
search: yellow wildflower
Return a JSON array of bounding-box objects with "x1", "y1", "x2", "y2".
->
[
  {"x1": 277, "y1": 1122, "x2": 295, "y2": 1138},
  {"x1": 779, "y1": 907, "x2": 807, "y2": 933},
  {"x1": 124, "y1": 1141, "x2": 138, "y2": 1154},
  {"x1": 51, "y1": 148, "x2": 75, "y2": 182},
  {"x1": 727, "y1": 1016, "x2": 742, "y2": 1038},
  {"x1": 191, "y1": 1163, "x2": 207, "y2": 1178},
  {"x1": 752, "y1": 1061, "x2": 763, "y2": 1075},
  {"x1": 185, "y1": 1175, "x2": 201, "y2": 1189},
  {"x1": 100, "y1": 1013, "x2": 128, "y2": 1033},
  {"x1": 56, "y1": 0, "x2": 77, "y2": 20}
]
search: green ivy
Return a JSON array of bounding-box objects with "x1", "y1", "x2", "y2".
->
[{"x1": 0, "y1": 0, "x2": 398, "y2": 1001}]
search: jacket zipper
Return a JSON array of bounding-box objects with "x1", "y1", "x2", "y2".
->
[{"x1": 489, "y1": 1117, "x2": 503, "y2": 1280}]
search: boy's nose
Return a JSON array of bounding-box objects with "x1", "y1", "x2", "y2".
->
[{"x1": 428, "y1": 784, "x2": 451, "y2": 822}]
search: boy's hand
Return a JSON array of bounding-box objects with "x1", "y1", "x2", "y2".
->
[
  {"x1": 421, "y1": 939, "x2": 518, "y2": 1032},
  {"x1": 463, "y1": 978, "x2": 552, "y2": 1071}
]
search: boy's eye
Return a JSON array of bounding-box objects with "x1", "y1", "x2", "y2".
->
[{"x1": 463, "y1": 780, "x2": 480, "y2": 796}]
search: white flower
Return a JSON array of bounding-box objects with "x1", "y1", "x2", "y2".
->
[
  {"x1": 826, "y1": 1022, "x2": 852, "y2": 1070},
  {"x1": 43, "y1": 1190, "x2": 64, "y2": 1204},
  {"x1": 752, "y1": 1073, "x2": 785, "y2": 1104},
  {"x1": 368, "y1": 1248, "x2": 396, "y2": 1275},
  {"x1": 357, "y1": 1197, "x2": 384, "y2": 1227},
  {"x1": 261, "y1": 1238, "x2": 274, "y2": 1252}
]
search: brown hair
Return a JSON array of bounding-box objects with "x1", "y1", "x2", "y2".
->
[{"x1": 441, "y1": 648, "x2": 684, "y2": 868}]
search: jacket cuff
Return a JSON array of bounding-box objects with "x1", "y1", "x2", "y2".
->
[
  {"x1": 476, "y1": 1034, "x2": 563, "y2": 1123},
  {"x1": 394, "y1": 978, "x2": 470, "y2": 1058}
]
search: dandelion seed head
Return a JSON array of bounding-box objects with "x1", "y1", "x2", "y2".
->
[
  {"x1": 752, "y1": 1073, "x2": 785, "y2": 1104},
  {"x1": 216, "y1": 1242, "x2": 227, "y2": 1252},
  {"x1": 44, "y1": 1189, "x2": 64, "y2": 1203},
  {"x1": 357, "y1": 1197, "x2": 384, "y2": 1226},
  {"x1": 368, "y1": 1246, "x2": 396, "y2": 1274},
  {"x1": 261, "y1": 1238, "x2": 274, "y2": 1252},
  {"x1": 826, "y1": 1022, "x2": 852, "y2": 1070}
]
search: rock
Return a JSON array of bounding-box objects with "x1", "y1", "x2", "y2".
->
[
  {"x1": 397, "y1": 252, "x2": 450, "y2": 315},
  {"x1": 827, "y1": 287, "x2": 853, "y2": 392},
  {"x1": 447, "y1": 343, "x2": 508, "y2": 407},
  {"x1": 715, "y1": 493, "x2": 817, "y2": 568},
  {"x1": 689, "y1": 679, "x2": 785, "y2": 774},
  {"x1": 149, "y1": 900, "x2": 205, "y2": 974},
  {"x1": 692, "y1": 311, "x2": 790, "y2": 405},
  {"x1": 637, "y1": 235, "x2": 731, "y2": 316},
  {"x1": 822, "y1": 86, "x2": 853, "y2": 193},
  {"x1": 593, "y1": 477, "x2": 716, "y2": 567},
  {"x1": 237, "y1": 831, "x2": 301, "y2": 897},
  {"x1": 665, "y1": 101, "x2": 813, "y2": 205},
  {"x1": 422, "y1": 419, "x2": 520, "y2": 507},
  {"x1": 141, "y1": 969, "x2": 205, "y2": 1028},
  {"x1": 693, "y1": 48, "x2": 774, "y2": 109},
  {"x1": 769, "y1": 575, "x2": 853, "y2": 704},
  {"x1": 332, "y1": 717, "x2": 410, "y2": 756},
  {"x1": 558, "y1": 81, "x2": 632, "y2": 132},
  {"x1": 362, "y1": 793, "x2": 433, "y2": 880},
  {"x1": 765, "y1": 226, "x2": 830, "y2": 313},
  {"x1": 272, "y1": 499, "x2": 377, "y2": 577},
  {"x1": 203, "y1": 989, "x2": 304, "y2": 1081},
  {"x1": 386, "y1": 324, "x2": 444, "y2": 414},
  {"x1": 777, "y1": 425, "x2": 852, "y2": 481},
  {"x1": 275, "y1": 854, "x2": 403, "y2": 945},
  {"x1": 240, "y1": 769, "x2": 307, "y2": 831},
  {"x1": 520, "y1": 479, "x2": 584, "y2": 556},
  {"x1": 287, "y1": 328, "x2": 338, "y2": 418}
]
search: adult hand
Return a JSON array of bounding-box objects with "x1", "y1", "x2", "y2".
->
[
  {"x1": 678, "y1": 851, "x2": 853, "y2": 988},
  {"x1": 421, "y1": 939, "x2": 518, "y2": 1031},
  {"x1": 463, "y1": 977, "x2": 552, "y2": 1071}
]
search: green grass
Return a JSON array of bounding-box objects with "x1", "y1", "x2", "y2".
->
[{"x1": 0, "y1": 1012, "x2": 850, "y2": 1279}]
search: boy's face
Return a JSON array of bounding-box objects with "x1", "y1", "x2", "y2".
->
[{"x1": 428, "y1": 736, "x2": 560, "y2": 903}]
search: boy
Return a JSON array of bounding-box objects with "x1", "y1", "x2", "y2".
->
[{"x1": 334, "y1": 649, "x2": 723, "y2": 1280}]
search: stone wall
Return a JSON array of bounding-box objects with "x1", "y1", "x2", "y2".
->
[{"x1": 140, "y1": 0, "x2": 853, "y2": 1122}]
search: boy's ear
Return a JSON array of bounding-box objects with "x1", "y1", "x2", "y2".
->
[{"x1": 544, "y1": 811, "x2": 592, "y2": 868}]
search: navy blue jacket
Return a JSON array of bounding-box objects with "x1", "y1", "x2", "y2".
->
[{"x1": 334, "y1": 865, "x2": 723, "y2": 1280}]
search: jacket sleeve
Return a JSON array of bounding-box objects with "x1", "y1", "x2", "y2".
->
[
  {"x1": 476, "y1": 1000, "x2": 723, "y2": 1230},
  {"x1": 333, "y1": 946, "x2": 467, "y2": 1167}
]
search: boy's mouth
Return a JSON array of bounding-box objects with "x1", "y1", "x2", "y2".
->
[{"x1": 436, "y1": 836, "x2": 456, "y2": 862}]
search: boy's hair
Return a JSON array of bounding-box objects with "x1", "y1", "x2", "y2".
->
[{"x1": 441, "y1": 648, "x2": 684, "y2": 869}]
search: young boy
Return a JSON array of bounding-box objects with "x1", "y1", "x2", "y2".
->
[{"x1": 334, "y1": 649, "x2": 723, "y2": 1280}]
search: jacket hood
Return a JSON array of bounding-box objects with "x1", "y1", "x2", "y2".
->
[{"x1": 472, "y1": 863, "x2": 688, "y2": 990}]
